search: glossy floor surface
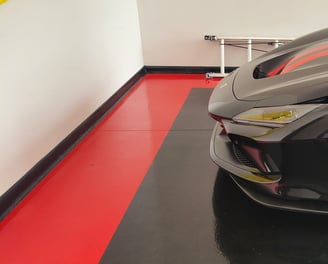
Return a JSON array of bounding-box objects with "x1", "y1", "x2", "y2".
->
[
  {"x1": 1, "y1": 74, "x2": 328, "y2": 264},
  {"x1": 100, "y1": 88, "x2": 225, "y2": 263},
  {"x1": 0, "y1": 74, "x2": 218, "y2": 263}
]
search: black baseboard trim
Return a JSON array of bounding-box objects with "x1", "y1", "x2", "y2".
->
[
  {"x1": 0, "y1": 67, "x2": 147, "y2": 220},
  {"x1": 0, "y1": 65, "x2": 235, "y2": 220},
  {"x1": 144, "y1": 66, "x2": 237, "y2": 74}
]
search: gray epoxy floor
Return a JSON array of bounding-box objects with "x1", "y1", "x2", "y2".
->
[{"x1": 100, "y1": 89, "x2": 328, "y2": 264}]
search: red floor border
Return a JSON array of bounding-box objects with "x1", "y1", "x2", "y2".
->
[{"x1": 0, "y1": 74, "x2": 219, "y2": 263}]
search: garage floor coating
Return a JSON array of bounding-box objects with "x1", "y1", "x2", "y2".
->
[
  {"x1": 100, "y1": 88, "x2": 328, "y2": 264},
  {"x1": 100, "y1": 88, "x2": 225, "y2": 263},
  {"x1": 1, "y1": 74, "x2": 328, "y2": 263}
]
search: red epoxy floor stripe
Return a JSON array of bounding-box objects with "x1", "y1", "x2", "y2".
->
[
  {"x1": 0, "y1": 74, "x2": 219, "y2": 263},
  {"x1": 99, "y1": 74, "x2": 218, "y2": 131}
]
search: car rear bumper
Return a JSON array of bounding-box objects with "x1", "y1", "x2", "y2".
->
[
  {"x1": 230, "y1": 175, "x2": 328, "y2": 215},
  {"x1": 210, "y1": 123, "x2": 281, "y2": 184},
  {"x1": 210, "y1": 116, "x2": 328, "y2": 212}
]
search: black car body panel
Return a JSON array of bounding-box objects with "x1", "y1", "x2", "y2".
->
[{"x1": 209, "y1": 28, "x2": 328, "y2": 213}]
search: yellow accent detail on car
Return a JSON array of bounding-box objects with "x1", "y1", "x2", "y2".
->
[
  {"x1": 238, "y1": 174, "x2": 279, "y2": 183},
  {"x1": 242, "y1": 110, "x2": 294, "y2": 122},
  {"x1": 247, "y1": 167, "x2": 260, "y2": 173},
  {"x1": 251, "y1": 127, "x2": 282, "y2": 138}
]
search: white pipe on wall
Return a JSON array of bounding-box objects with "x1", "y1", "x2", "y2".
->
[
  {"x1": 220, "y1": 39, "x2": 225, "y2": 75},
  {"x1": 247, "y1": 39, "x2": 252, "y2": 62}
]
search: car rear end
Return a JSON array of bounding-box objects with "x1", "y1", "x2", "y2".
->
[{"x1": 209, "y1": 66, "x2": 328, "y2": 213}]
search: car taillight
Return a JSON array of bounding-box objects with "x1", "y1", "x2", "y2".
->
[
  {"x1": 229, "y1": 134, "x2": 280, "y2": 176},
  {"x1": 209, "y1": 113, "x2": 229, "y2": 135},
  {"x1": 240, "y1": 144, "x2": 271, "y2": 173}
]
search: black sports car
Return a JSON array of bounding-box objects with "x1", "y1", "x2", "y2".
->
[{"x1": 209, "y1": 28, "x2": 328, "y2": 214}]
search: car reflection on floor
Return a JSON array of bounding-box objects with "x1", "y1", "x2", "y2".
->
[{"x1": 212, "y1": 169, "x2": 328, "y2": 264}]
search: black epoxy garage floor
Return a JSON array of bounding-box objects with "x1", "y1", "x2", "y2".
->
[{"x1": 101, "y1": 88, "x2": 328, "y2": 264}]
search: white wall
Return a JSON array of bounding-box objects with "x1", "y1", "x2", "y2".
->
[
  {"x1": 138, "y1": 0, "x2": 328, "y2": 66},
  {"x1": 0, "y1": 0, "x2": 143, "y2": 195}
]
